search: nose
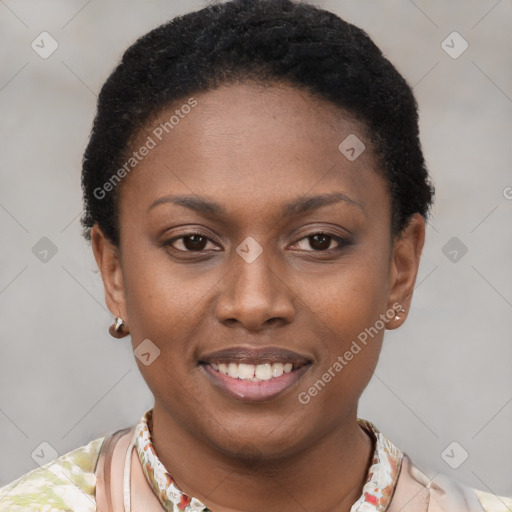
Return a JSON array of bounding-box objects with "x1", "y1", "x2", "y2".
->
[{"x1": 215, "y1": 248, "x2": 296, "y2": 331}]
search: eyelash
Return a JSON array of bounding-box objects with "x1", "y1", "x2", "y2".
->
[{"x1": 163, "y1": 230, "x2": 350, "y2": 254}]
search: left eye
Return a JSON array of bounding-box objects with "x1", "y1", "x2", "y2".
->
[
  {"x1": 293, "y1": 233, "x2": 345, "y2": 251},
  {"x1": 168, "y1": 234, "x2": 218, "y2": 252}
]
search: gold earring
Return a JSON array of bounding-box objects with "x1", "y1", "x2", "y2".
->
[{"x1": 109, "y1": 316, "x2": 130, "y2": 338}]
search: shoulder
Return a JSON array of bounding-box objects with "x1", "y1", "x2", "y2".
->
[
  {"x1": 0, "y1": 435, "x2": 106, "y2": 512},
  {"x1": 474, "y1": 489, "x2": 512, "y2": 512},
  {"x1": 391, "y1": 454, "x2": 512, "y2": 512}
]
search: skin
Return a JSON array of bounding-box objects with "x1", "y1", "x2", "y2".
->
[{"x1": 91, "y1": 81, "x2": 425, "y2": 512}]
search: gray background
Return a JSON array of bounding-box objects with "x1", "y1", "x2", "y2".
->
[{"x1": 1, "y1": 0, "x2": 511, "y2": 499}]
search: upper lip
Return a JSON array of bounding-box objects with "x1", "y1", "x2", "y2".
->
[{"x1": 199, "y1": 346, "x2": 312, "y2": 366}]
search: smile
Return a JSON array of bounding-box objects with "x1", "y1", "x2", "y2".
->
[
  {"x1": 211, "y1": 361, "x2": 297, "y2": 380},
  {"x1": 199, "y1": 346, "x2": 312, "y2": 402}
]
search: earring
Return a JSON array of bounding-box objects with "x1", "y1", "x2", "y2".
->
[
  {"x1": 394, "y1": 307, "x2": 406, "y2": 321},
  {"x1": 109, "y1": 316, "x2": 130, "y2": 338}
]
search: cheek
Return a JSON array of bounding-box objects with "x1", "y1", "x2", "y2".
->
[
  {"x1": 121, "y1": 244, "x2": 212, "y2": 362},
  {"x1": 299, "y1": 249, "x2": 390, "y2": 341},
  {"x1": 294, "y1": 248, "x2": 389, "y2": 401},
  {"x1": 120, "y1": 250, "x2": 209, "y2": 411},
  {"x1": 115, "y1": 231, "x2": 219, "y2": 421}
]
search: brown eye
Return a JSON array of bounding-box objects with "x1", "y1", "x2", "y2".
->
[
  {"x1": 182, "y1": 234, "x2": 208, "y2": 251},
  {"x1": 165, "y1": 233, "x2": 219, "y2": 252},
  {"x1": 308, "y1": 234, "x2": 332, "y2": 251},
  {"x1": 294, "y1": 233, "x2": 346, "y2": 252}
]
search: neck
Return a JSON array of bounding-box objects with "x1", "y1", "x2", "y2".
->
[{"x1": 150, "y1": 404, "x2": 374, "y2": 512}]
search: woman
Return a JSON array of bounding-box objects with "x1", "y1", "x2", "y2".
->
[{"x1": 0, "y1": 0, "x2": 510, "y2": 510}]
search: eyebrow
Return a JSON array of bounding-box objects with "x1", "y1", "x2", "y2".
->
[{"x1": 147, "y1": 192, "x2": 363, "y2": 218}]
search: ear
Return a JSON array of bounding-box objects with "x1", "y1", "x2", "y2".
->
[
  {"x1": 386, "y1": 213, "x2": 426, "y2": 330},
  {"x1": 91, "y1": 224, "x2": 128, "y2": 323}
]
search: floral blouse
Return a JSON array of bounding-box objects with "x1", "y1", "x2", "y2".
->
[
  {"x1": 0, "y1": 408, "x2": 510, "y2": 511},
  {"x1": 133, "y1": 411, "x2": 403, "y2": 511}
]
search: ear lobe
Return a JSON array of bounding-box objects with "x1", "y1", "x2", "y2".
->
[
  {"x1": 90, "y1": 224, "x2": 128, "y2": 321},
  {"x1": 386, "y1": 213, "x2": 426, "y2": 330}
]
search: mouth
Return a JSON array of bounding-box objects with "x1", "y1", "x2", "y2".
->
[{"x1": 198, "y1": 347, "x2": 312, "y2": 402}]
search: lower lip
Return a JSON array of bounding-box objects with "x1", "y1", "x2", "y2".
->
[{"x1": 202, "y1": 364, "x2": 310, "y2": 402}]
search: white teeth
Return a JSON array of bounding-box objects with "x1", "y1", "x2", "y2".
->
[
  {"x1": 272, "y1": 362, "x2": 284, "y2": 378},
  {"x1": 255, "y1": 363, "x2": 272, "y2": 380},
  {"x1": 228, "y1": 363, "x2": 238, "y2": 378},
  {"x1": 212, "y1": 362, "x2": 298, "y2": 380},
  {"x1": 238, "y1": 363, "x2": 255, "y2": 379}
]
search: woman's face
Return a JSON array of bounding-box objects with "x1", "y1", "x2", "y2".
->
[{"x1": 92, "y1": 82, "x2": 424, "y2": 459}]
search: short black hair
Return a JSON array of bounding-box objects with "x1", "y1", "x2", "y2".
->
[{"x1": 81, "y1": 0, "x2": 434, "y2": 246}]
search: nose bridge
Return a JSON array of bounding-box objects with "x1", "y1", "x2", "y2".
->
[{"x1": 215, "y1": 239, "x2": 295, "y2": 329}]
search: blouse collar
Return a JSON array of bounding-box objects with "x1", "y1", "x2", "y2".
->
[{"x1": 133, "y1": 408, "x2": 403, "y2": 512}]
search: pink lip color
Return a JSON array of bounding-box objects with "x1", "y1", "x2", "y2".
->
[{"x1": 202, "y1": 363, "x2": 310, "y2": 402}]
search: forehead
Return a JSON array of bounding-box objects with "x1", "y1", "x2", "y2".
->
[{"x1": 119, "y1": 82, "x2": 390, "y2": 225}]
